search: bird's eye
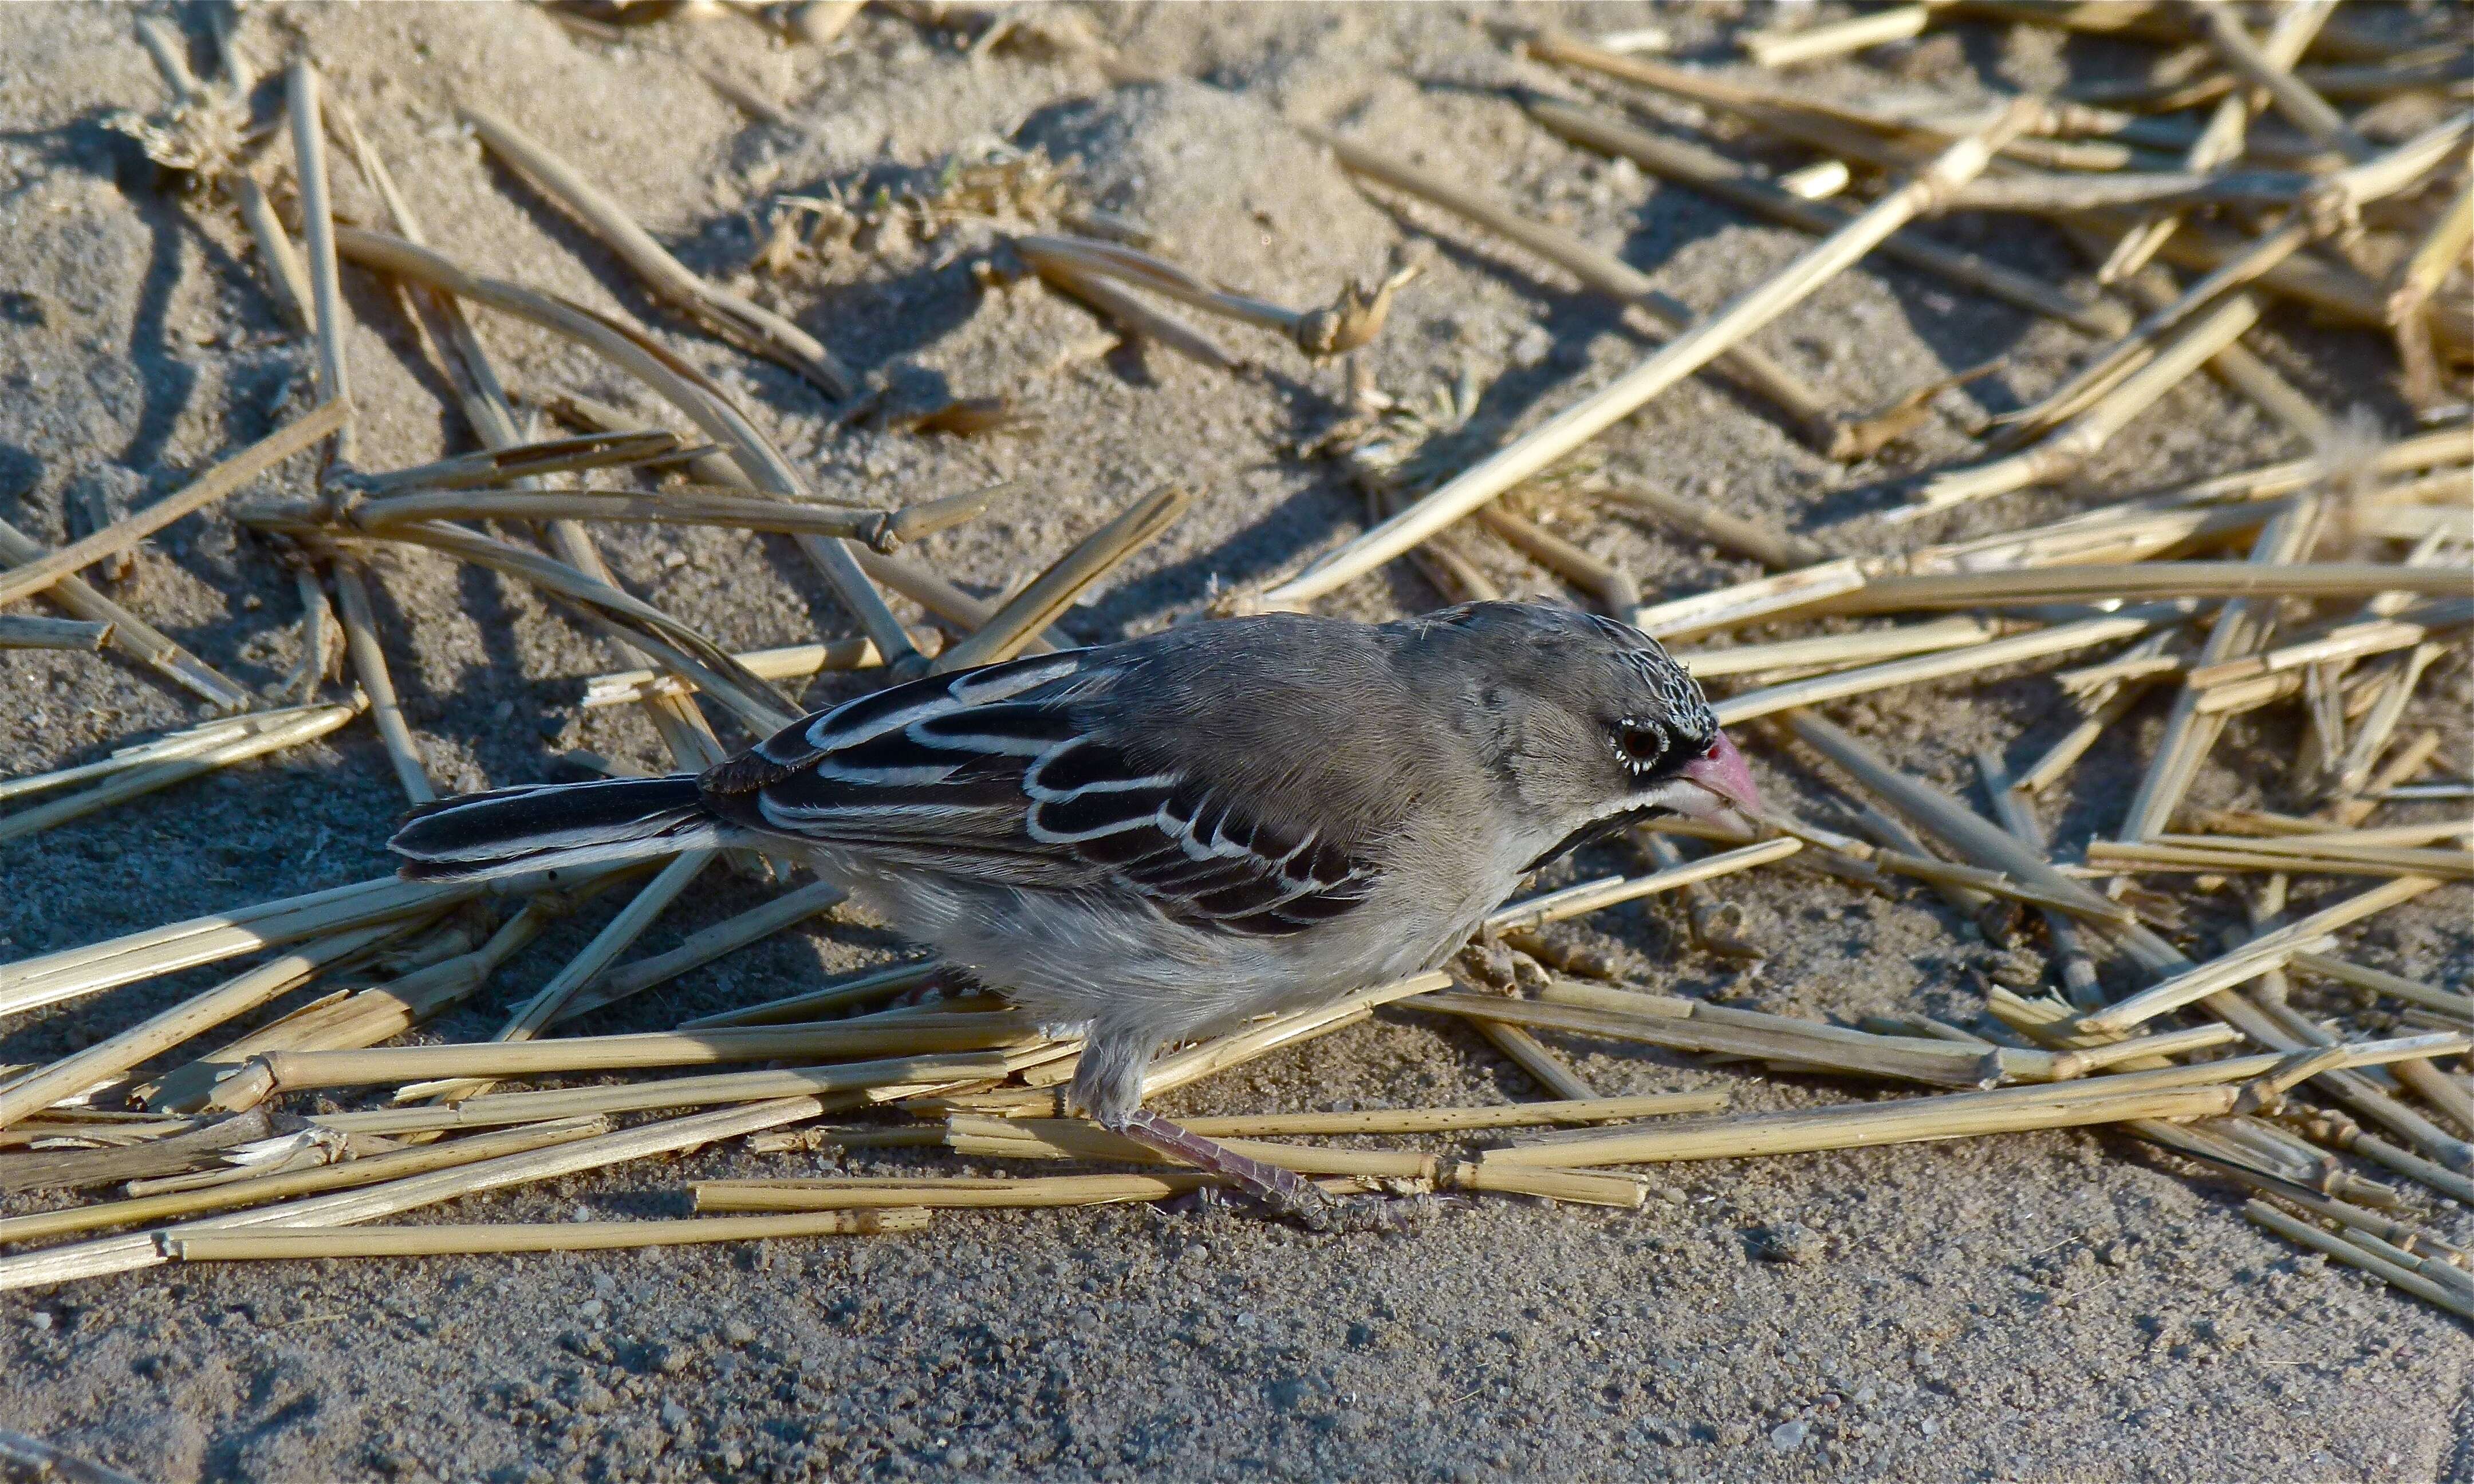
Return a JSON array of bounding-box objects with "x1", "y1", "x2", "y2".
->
[{"x1": 1614, "y1": 717, "x2": 1668, "y2": 771}]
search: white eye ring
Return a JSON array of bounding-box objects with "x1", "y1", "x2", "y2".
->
[{"x1": 1613, "y1": 716, "x2": 1668, "y2": 773}]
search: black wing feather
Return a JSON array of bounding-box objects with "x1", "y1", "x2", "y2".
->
[{"x1": 698, "y1": 654, "x2": 1380, "y2": 937}]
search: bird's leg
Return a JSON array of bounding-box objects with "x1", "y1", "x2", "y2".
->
[
  {"x1": 1098, "y1": 1108, "x2": 1451, "y2": 1233},
  {"x1": 1098, "y1": 1107, "x2": 1340, "y2": 1227},
  {"x1": 1077, "y1": 1032, "x2": 1439, "y2": 1232}
]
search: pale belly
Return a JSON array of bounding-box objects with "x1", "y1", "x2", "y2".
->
[{"x1": 810, "y1": 850, "x2": 1507, "y2": 1043}]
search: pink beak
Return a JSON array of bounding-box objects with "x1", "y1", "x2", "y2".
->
[{"x1": 1678, "y1": 732, "x2": 1763, "y2": 822}]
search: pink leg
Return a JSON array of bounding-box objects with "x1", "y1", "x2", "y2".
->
[
  {"x1": 1103, "y1": 1107, "x2": 1340, "y2": 1228},
  {"x1": 1101, "y1": 1108, "x2": 1453, "y2": 1233}
]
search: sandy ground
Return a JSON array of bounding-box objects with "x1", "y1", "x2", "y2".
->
[{"x1": 1, "y1": 3, "x2": 2468, "y2": 1480}]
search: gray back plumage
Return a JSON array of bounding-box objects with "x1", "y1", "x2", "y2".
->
[{"x1": 697, "y1": 602, "x2": 1716, "y2": 939}]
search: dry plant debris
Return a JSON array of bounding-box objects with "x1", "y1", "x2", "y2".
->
[{"x1": 0, "y1": 5, "x2": 2467, "y2": 1339}]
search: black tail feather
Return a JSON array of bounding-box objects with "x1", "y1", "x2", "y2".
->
[{"x1": 388, "y1": 775, "x2": 720, "y2": 881}]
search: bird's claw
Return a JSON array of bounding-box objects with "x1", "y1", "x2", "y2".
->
[{"x1": 1278, "y1": 1183, "x2": 1459, "y2": 1234}]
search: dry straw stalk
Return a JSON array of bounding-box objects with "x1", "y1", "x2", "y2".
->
[
  {"x1": 1985, "y1": 225, "x2": 2315, "y2": 456},
  {"x1": 0, "y1": 705, "x2": 345, "y2": 806},
  {"x1": 1483, "y1": 838, "x2": 1803, "y2": 933},
  {"x1": 163, "y1": 1209, "x2": 927, "y2": 1261},
  {"x1": 287, "y1": 60, "x2": 354, "y2": 468},
  {"x1": 2071, "y1": 876, "x2": 2444, "y2": 1035},
  {"x1": 2191, "y1": 2, "x2": 2374, "y2": 162},
  {"x1": 1483, "y1": 1083, "x2": 2244, "y2": 1168},
  {"x1": 2296, "y1": 1112, "x2": 2474, "y2": 1205},
  {"x1": 317, "y1": 520, "x2": 797, "y2": 732},
  {"x1": 1517, "y1": 90, "x2": 2122, "y2": 335},
  {"x1": 1741, "y1": 3, "x2": 1946, "y2": 68},
  {"x1": 877, "y1": 974, "x2": 1447, "y2": 1117},
  {"x1": 1475, "y1": 504, "x2": 1642, "y2": 615},
  {"x1": 489, "y1": 850, "x2": 717, "y2": 1043},
  {"x1": 2096, "y1": 1, "x2": 2336, "y2": 283},
  {"x1": 0, "y1": 700, "x2": 360, "y2": 847},
  {"x1": 948, "y1": 1116, "x2": 1440, "y2": 1181},
  {"x1": 1409, "y1": 990, "x2": 2018, "y2": 1090},
  {"x1": 1673, "y1": 617, "x2": 2002, "y2": 681},
  {"x1": 0, "y1": 874, "x2": 494, "y2": 1020},
  {"x1": 681, "y1": 958, "x2": 937, "y2": 1030},
  {"x1": 0, "y1": 402, "x2": 344, "y2": 610},
  {"x1": 2089, "y1": 839, "x2": 2472, "y2": 881},
  {"x1": 1256, "y1": 100, "x2": 2042, "y2": 608},
  {"x1": 0, "y1": 919, "x2": 417, "y2": 1132},
  {"x1": 1444, "y1": 1161, "x2": 1649, "y2": 1209},
  {"x1": 341, "y1": 429, "x2": 687, "y2": 494},
  {"x1": 0, "y1": 1097, "x2": 821, "y2": 1292},
  {"x1": 1138, "y1": 972, "x2": 1454, "y2": 1102},
  {"x1": 1472, "y1": 1021, "x2": 1601, "y2": 1101},
  {"x1": 1817, "y1": 563, "x2": 2472, "y2": 612},
  {"x1": 547, "y1": 878, "x2": 848, "y2": 1028},
  {"x1": 1594, "y1": 483, "x2": 1831, "y2": 571},
  {"x1": 316, "y1": 1052, "x2": 1009, "y2": 1134},
  {"x1": 1177, "y1": 1092, "x2": 1728, "y2": 1137},
  {"x1": 460, "y1": 105, "x2": 855, "y2": 397},
  {"x1": 1030, "y1": 261, "x2": 1240, "y2": 371},
  {"x1": 2291, "y1": 954, "x2": 2472, "y2": 1019},
  {"x1": 302, "y1": 485, "x2": 924, "y2": 550},
  {"x1": 582, "y1": 638, "x2": 891, "y2": 708},
  {"x1": 211, "y1": 1009, "x2": 1040, "y2": 1105},
  {"x1": 695, "y1": 1173, "x2": 1219, "y2": 1211},
  {"x1": 1977, "y1": 750, "x2": 2104, "y2": 1008},
  {"x1": 0, "y1": 1108, "x2": 273, "y2": 1195},
  {"x1": 325, "y1": 112, "x2": 761, "y2": 789},
  {"x1": 0, "y1": 516, "x2": 249, "y2": 708},
  {"x1": 329, "y1": 227, "x2": 915, "y2": 665},
  {"x1": 402, "y1": 850, "x2": 722, "y2": 1104},
  {"x1": 0, "y1": 1118, "x2": 609, "y2": 1248},
  {"x1": 1939, "y1": 114, "x2": 2469, "y2": 216},
  {"x1": 1712, "y1": 606, "x2": 2182, "y2": 726},
  {"x1": 929, "y1": 486, "x2": 1188, "y2": 673},
  {"x1": 2123, "y1": 499, "x2": 2322, "y2": 841},
  {"x1": 2243, "y1": 1199, "x2": 2474, "y2": 1321},
  {"x1": 329, "y1": 562, "x2": 436, "y2": 804},
  {"x1": 1780, "y1": 711, "x2": 2160, "y2": 956},
  {"x1": 1304, "y1": 126, "x2": 1857, "y2": 457},
  {"x1": 0, "y1": 616, "x2": 110, "y2": 650},
  {"x1": 1013, "y1": 233, "x2": 1413, "y2": 359}
]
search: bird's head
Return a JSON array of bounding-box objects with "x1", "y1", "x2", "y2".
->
[{"x1": 1411, "y1": 602, "x2": 1763, "y2": 870}]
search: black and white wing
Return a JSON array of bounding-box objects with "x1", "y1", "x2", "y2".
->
[{"x1": 699, "y1": 653, "x2": 1381, "y2": 936}]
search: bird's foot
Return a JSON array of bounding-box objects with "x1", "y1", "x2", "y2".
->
[
  {"x1": 1291, "y1": 1186, "x2": 1458, "y2": 1234},
  {"x1": 1456, "y1": 935, "x2": 1551, "y2": 995},
  {"x1": 1102, "y1": 1108, "x2": 1453, "y2": 1233}
]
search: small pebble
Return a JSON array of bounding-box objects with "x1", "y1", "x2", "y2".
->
[
  {"x1": 1989, "y1": 950, "x2": 2047, "y2": 989},
  {"x1": 1769, "y1": 1420, "x2": 1809, "y2": 1452},
  {"x1": 1752, "y1": 1221, "x2": 1822, "y2": 1264},
  {"x1": 569, "y1": 1380, "x2": 616, "y2": 1415}
]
